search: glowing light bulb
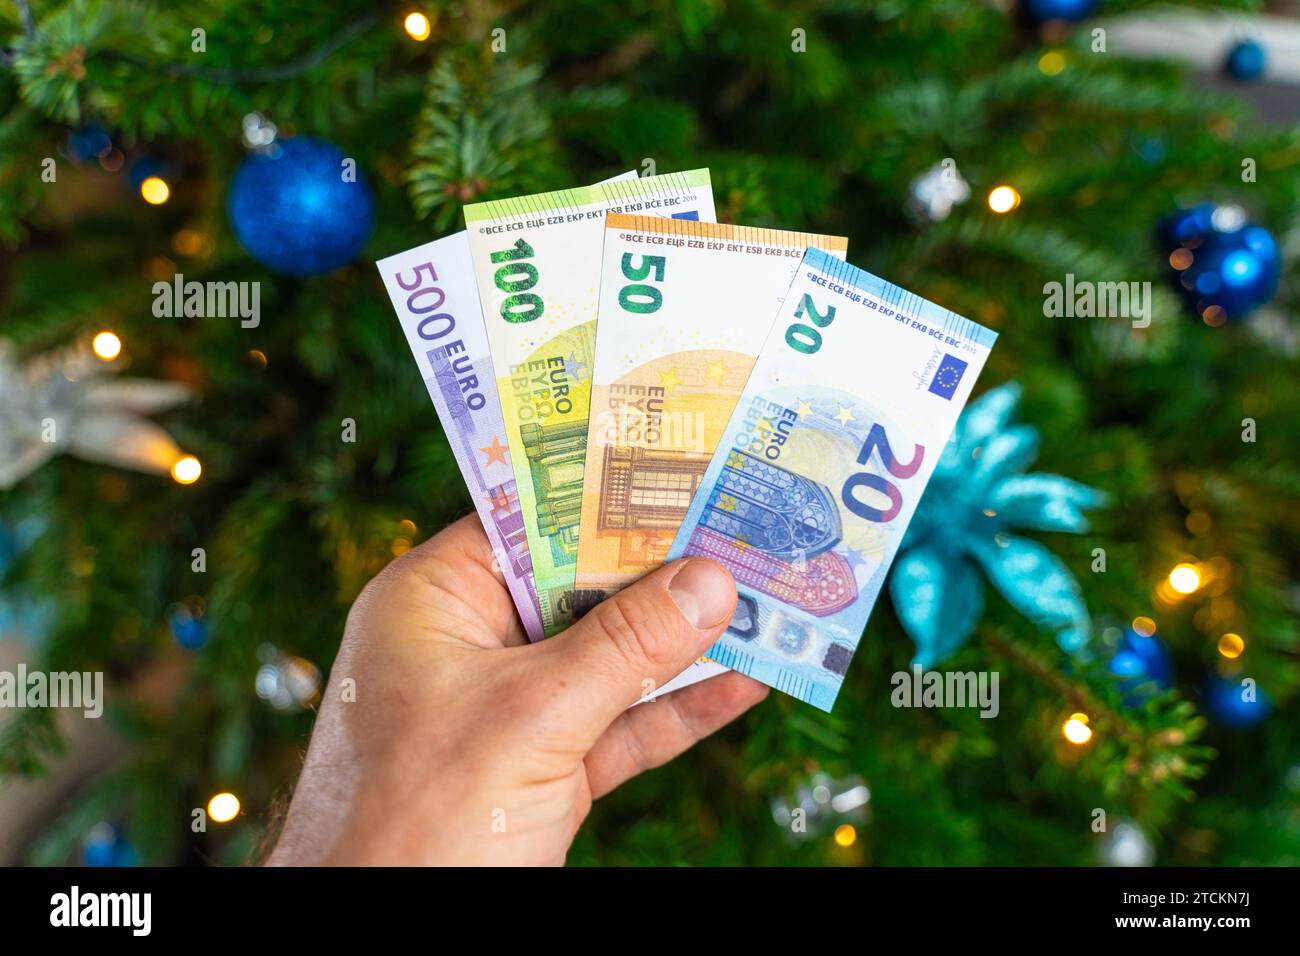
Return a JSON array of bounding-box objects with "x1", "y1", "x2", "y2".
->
[
  {"x1": 987, "y1": 185, "x2": 1020, "y2": 214},
  {"x1": 1038, "y1": 51, "x2": 1066, "y2": 76},
  {"x1": 171, "y1": 455, "x2": 202, "y2": 485},
  {"x1": 833, "y1": 824, "x2": 857, "y2": 847},
  {"x1": 404, "y1": 12, "x2": 431, "y2": 41},
  {"x1": 1217, "y1": 633, "x2": 1244, "y2": 659},
  {"x1": 92, "y1": 331, "x2": 122, "y2": 361},
  {"x1": 1168, "y1": 563, "x2": 1201, "y2": 595},
  {"x1": 1062, "y1": 713, "x2": 1092, "y2": 745},
  {"x1": 207, "y1": 792, "x2": 241, "y2": 823},
  {"x1": 1131, "y1": 616, "x2": 1156, "y2": 637},
  {"x1": 140, "y1": 176, "x2": 171, "y2": 205}
]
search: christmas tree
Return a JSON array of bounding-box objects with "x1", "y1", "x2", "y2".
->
[{"x1": 2, "y1": 0, "x2": 1297, "y2": 866}]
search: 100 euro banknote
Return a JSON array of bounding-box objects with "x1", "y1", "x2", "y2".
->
[
  {"x1": 666, "y1": 248, "x2": 998, "y2": 711},
  {"x1": 575, "y1": 214, "x2": 848, "y2": 610},
  {"x1": 464, "y1": 171, "x2": 717, "y2": 635}
]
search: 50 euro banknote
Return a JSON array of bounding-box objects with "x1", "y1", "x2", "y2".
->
[
  {"x1": 377, "y1": 172, "x2": 638, "y2": 642},
  {"x1": 575, "y1": 216, "x2": 848, "y2": 696},
  {"x1": 666, "y1": 247, "x2": 998, "y2": 711},
  {"x1": 464, "y1": 171, "x2": 717, "y2": 635}
]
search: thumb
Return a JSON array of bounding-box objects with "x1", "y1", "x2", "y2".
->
[{"x1": 537, "y1": 558, "x2": 737, "y2": 741}]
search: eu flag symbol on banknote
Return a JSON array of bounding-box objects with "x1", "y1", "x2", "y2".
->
[{"x1": 927, "y1": 353, "x2": 968, "y2": 399}]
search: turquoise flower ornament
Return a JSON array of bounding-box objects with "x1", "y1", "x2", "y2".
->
[{"x1": 889, "y1": 382, "x2": 1106, "y2": 667}]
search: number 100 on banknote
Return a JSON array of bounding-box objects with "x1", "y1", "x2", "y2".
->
[{"x1": 666, "y1": 248, "x2": 998, "y2": 711}]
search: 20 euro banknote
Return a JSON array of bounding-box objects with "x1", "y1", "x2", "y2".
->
[
  {"x1": 666, "y1": 248, "x2": 998, "y2": 711},
  {"x1": 377, "y1": 173, "x2": 638, "y2": 642},
  {"x1": 464, "y1": 171, "x2": 717, "y2": 635}
]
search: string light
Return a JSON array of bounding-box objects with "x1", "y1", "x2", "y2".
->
[
  {"x1": 1131, "y1": 616, "x2": 1157, "y2": 637},
  {"x1": 91, "y1": 331, "x2": 122, "y2": 361},
  {"x1": 987, "y1": 185, "x2": 1021, "y2": 214},
  {"x1": 1062, "y1": 713, "x2": 1093, "y2": 745},
  {"x1": 140, "y1": 176, "x2": 171, "y2": 205},
  {"x1": 1217, "y1": 633, "x2": 1245, "y2": 659},
  {"x1": 207, "y1": 792, "x2": 241, "y2": 823},
  {"x1": 171, "y1": 455, "x2": 202, "y2": 485},
  {"x1": 1168, "y1": 563, "x2": 1201, "y2": 595},
  {"x1": 403, "y1": 12, "x2": 431, "y2": 41},
  {"x1": 1038, "y1": 51, "x2": 1066, "y2": 76},
  {"x1": 1202, "y1": 305, "x2": 1228, "y2": 328},
  {"x1": 833, "y1": 823, "x2": 857, "y2": 847}
]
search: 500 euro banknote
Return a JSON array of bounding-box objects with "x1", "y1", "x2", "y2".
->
[
  {"x1": 378, "y1": 235, "x2": 548, "y2": 640},
  {"x1": 464, "y1": 171, "x2": 717, "y2": 635},
  {"x1": 377, "y1": 172, "x2": 638, "y2": 641},
  {"x1": 576, "y1": 215, "x2": 847, "y2": 696},
  {"x1": 666, "y1": 248, "x2": 997, "y2": 711}
]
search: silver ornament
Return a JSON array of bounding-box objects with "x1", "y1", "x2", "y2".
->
[
  {"x1": 906, "y1": 159, "x2": 971, "y2": 224},
  {"x1": 1099, "y1": 820, "x2": 1155, "y2": 867},
  {"x1": 0, "y1": 338, "x2": 192, "y2": 489}
]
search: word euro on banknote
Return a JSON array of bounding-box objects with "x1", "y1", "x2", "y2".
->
[
  {"x1": 377, "y1": 172, "x2": 639, "y2": 642},
  {"x1": 666, "y1": 248, "x2": 998, "y2": 711},
  {"x1": 464, "y1": 171, "x2": 717, "y2": 635}
]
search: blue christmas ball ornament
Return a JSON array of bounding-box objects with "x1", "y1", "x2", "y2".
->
[
  {"x1": 1021, "y1": 0, "x2": 1099, "y2": 25},
  {"x1": 1205, "y1": 674, "x2": 1270, "y2": 728},
  {"x1": 1224, "y1": 39, "x2": 1266, "y2": 81},
  {"x1": 227, "y1": 137, "x2": 374, "y2": 277},
  {"x1": 1160, "y1": 204, "x2": 1281, "y2": 321},
  {"x1": 1158, "y1": 202, "x2": 1216, "y2": 248},
  {"x1": 167, "y1": 602, "x2": 209, "y2": 650},
  {"x1": 67, "y1": 123, "x2": 112, "y2": 163},
  {"x1": 82, "y1": 822, "x2": 139, "y2": 867},
  {"x1": 1108, "y1": 628, "x2": 1172, "y2": 703}
]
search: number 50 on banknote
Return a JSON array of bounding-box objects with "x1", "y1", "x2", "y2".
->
[{"x1": 666, "y1": 248, "x2": 998, "y2": 711}]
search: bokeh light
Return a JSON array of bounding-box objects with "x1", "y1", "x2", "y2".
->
[
  {"x1": 207, "y1": 792, "x2": 241, "y2": 823},
  {"x1": 171, "y1": 455, "x2": 202, "y2": 485},
  {"x1": 140, "y1": 176, "x2": 171, "y2": 205},
  {"x1": 1218, "y1": 633, "x2": 1245, "y2": 659},
  {"x1": 1168, "y1": 563, "x2": 1201, "y2": 595},
  {"x1": 987, "y1": 185, "x2": 1020, "y2": 214},
  {"x1": 1038, "y1": 51, "x2": 1066, "y2": 76},
  {"x1": 1063, "y1": 713, "x2": 1092, "y2": 745},
  {"x1": 92, "y1": 331, "x2": 122, "y2": 361},
  {"x1": 404, "y1": 12, "x2": 431, "y2": 41}
]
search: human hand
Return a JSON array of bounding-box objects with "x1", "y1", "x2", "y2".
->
[{"x1": 268, "y1": 514, "x2": 767, "y2": 866}]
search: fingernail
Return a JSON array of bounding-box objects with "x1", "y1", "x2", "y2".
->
[{"x1": 668, "y1": 559, "x2": 736, "y2": 630}]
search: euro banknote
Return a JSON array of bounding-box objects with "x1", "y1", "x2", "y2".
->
[
  {"x1": 378, "y1": 173, "x2": 638, "y2": 642},
  {"x1": 378, "y1": 234, "x2": 549, "y2": 640},
  {"x1": 464, "y1": 171, "x2": 717, "y2": 635},
  {"x1": 574, "y1": 215, "x2": 848, "y2": 614},
  {"x1": 666, "y1": 247, "x2": 998, "y2": 711}
]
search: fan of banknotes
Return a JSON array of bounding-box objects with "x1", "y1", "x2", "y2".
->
[{"x1": 378, "y1": 168, "x2": 997, "y2": 712}]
